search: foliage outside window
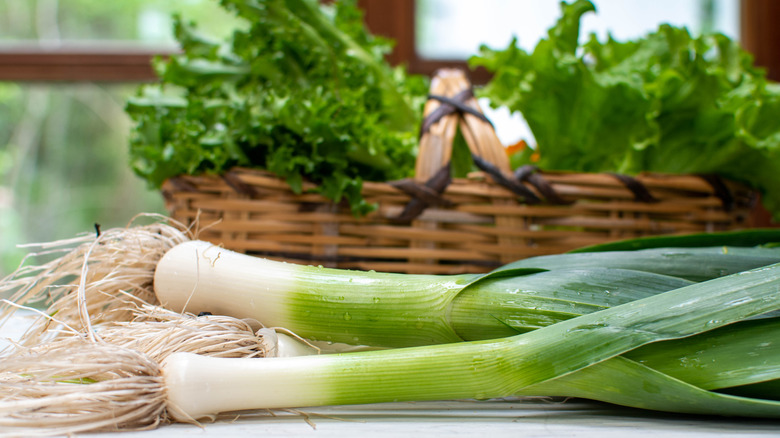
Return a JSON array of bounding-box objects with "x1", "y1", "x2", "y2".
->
[{"x1": 0, "y1": 0, "x2": 243, "y2": 275}]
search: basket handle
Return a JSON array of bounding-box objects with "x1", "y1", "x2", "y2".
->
[
  {"x1": 415, "y1": 69, "x2": 512, "y2": 183},
  {"x1": 392, "y1": 69, "x2": 536, "y2": 222}
]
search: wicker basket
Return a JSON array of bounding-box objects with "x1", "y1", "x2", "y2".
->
[{"x1": 162, "y1": 70, "x2": 756, "y2": 274}]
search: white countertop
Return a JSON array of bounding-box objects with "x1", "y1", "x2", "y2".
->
[{"x1": 87, "y1": 399, "x2": 779, "y2": 438}]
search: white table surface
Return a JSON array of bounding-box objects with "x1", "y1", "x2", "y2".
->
[
  {"x1": 87, "y1": 399, "x2": 780, "y2": 438},
  {"x1": 3, "y1": 312, "x2": 779, "y2": 437}
]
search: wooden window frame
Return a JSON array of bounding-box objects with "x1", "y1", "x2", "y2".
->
[
  {"x1": 359, "y1": 0, "x2": 491, "y2": 83},
  {"x1": 0, "y1": 45, "x2": 173, "y2": 82},
  {"x1": 739, "y1": 0, "x2": 780, "y2": 80}
]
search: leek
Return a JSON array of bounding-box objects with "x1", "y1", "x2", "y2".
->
[
  {"x1": 570, "y1": 228, "x2": 780, "y2": 252},
  {"x1": 495, "y1": 246, "x2": 780, "y2": 282},
  {"x1": 623, "y1": 317, "x2": 780, "y2": 392},
  {"x1": 153, "y1": 240, "x2": 780, "y2": 347}
]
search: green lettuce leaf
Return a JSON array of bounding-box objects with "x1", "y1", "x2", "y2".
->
[
  {"x1": 471, "y1": 0, "x2": 780, "y2": 219},
  {"x1": 127, "y1": 0, "x2": 428, "y2": 215}
]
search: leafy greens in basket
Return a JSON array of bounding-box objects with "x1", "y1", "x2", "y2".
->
[
  {"x1": 126, "y1": 0, "x2": 428, "y2": 215},
  {"x1": 471, "y1": 0, "x2": 780, "y2": 219}
]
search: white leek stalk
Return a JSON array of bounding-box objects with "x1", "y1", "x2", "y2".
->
[{"x1": 154, "y1": 241, "x2": 469, "y2": 347}]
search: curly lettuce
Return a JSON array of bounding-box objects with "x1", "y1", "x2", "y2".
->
[
  {"x1": 471, "y1": 0, "x2": 780, "y2": 219},
  {"x1": 127, "y1": 0, "x2": 428, "y2": 215}
]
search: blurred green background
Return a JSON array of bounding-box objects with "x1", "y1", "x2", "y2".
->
[{"x1": 0, "y1": 0, "x2": 244, "y2": 275}]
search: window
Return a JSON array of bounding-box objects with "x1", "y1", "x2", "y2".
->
[
  {"x1": 0, "y1": 0, "x2": 242, "y2": 273},
  {"x1": 0, "y1": 82, "x2": 165, "y2": 273},
  {"x1": 416, "y1": 0, "x2": 739, "y2": 60}
]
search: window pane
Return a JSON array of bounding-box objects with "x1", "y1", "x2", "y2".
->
[
  {"x1": 0, "y1": 0, "x2": 244, "y2": 46},
  {"x1": 416, "y1": 0, "x2": 740, "y2": 60},
  {"x1": 0, "y1": 83, "x2": 166, "y2": 275},
  {"x1": 0, "y1": 0, "x2": 250, "y2": 276}
]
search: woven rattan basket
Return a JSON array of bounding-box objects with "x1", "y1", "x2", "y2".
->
[{"x1": 162, "y1": 70, "x2": 756, "y2": 274}]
